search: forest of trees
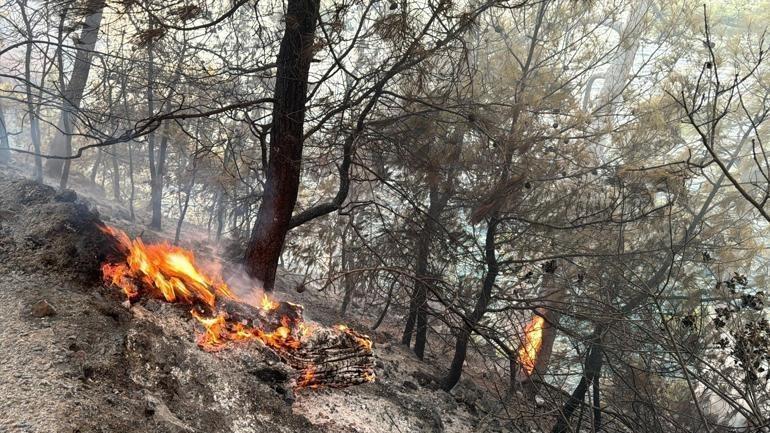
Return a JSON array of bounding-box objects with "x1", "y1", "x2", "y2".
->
[{"x1": 1, "y1": 0, "x2": 770, "y2": 431}]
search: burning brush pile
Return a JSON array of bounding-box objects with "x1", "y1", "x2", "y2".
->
[{"x1": 99, "y1": 225, "x2": 375, "y2": 389}]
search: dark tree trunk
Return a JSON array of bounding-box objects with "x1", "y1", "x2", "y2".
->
[
  {"x1": 145, "y1": 27, "x2": 164, "y2": 231},
  {"x1": 372, "y1": 279, "x2": 396, "y2": 330},
  {"x1": 117, "y1": 70, "x2": 136, "y2": 220},
  {"x1": 243, "y1": 0, "x2": 321, "y2": 290},
  {"x1": 551, "y1": 331, "x2": 604, "y2": 433},
  {"x1": 45, "y1": 0, "x2": 106, "y2": 179},
  {"x1": 403, "y1": 130, "x2": 462, "y2": 357},
  {"x1": 402, "y1": 185, "x2": 444, "y2": 359},
  {"x1": 442, "y1": 218, "x2": 499, "y2": 390}
]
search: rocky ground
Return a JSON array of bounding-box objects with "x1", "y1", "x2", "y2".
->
[{"x1": 0, "y1": 166, "x2": 538, "y2": 433}]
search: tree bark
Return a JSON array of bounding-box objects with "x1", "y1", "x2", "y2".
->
[
  {"x1": 243, "y1": 0, "x2": 321, "y2": 290},
  {"x1": 128, "y1": 141, "x2": 136, "y2": 220},
  {"x1": 175, "y1": 151, "x2": 199, "y2": 244},
  {"x1": 551, "y1": 331, "x2": 604, "y2": 433},
  {"x1": 442, "y1": 218, "x2": 499, "y2": 390},
  {"x1": 149, "y1": 127, "x2": 169, "y2": 230},
  {"x1": 19, "y1": 2, "x2": 43, "y2": 182},
  {"x1": 111, "y1": 149, "x2": 121, "y2": 202},
  {"x1": 45, "y1": 0, "x2": 106, "y2": 179},
  {"x1": 340, "y1": 216, "x2": 356, "y2": 315},
  {"x1": 90, "y1": 149, "x2": 102, "y2": 182},
  {"x1": 402, "y1": 184, "x2": 446, "y2": 359},
  {"x1": 143, "y1": 19, "x2": 172, "y2": 231},
  {"x1": 0, "y1": 103, "x2": 10, "y2": 164},
  {"x1": 215, "y1": 192, "x2": 227, "y2": 241}
]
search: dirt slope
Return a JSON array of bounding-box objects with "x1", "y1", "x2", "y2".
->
[
  {"x1": 0, "y1": 170, "x2": 518, "y2": 433},
  {"x1": 0, "y1": 173, "x2": 322, "y2": 433}
]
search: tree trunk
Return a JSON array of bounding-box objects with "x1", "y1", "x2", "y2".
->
[
  {"x1": 372, "y1": 279, "x2": 396, "y2": 330},
  {"x1": 340, "y1": 216, "x2": 356, "y2": 315},
  {"x1": 144, "y1": 24, "x2": 165, "y2": 231},
  {"x1": 551, "y1": 331, "x2": 604, "y2": 433},
  {"x1": 104, "y1": 84, "x2": 122, "y2": 202},
  {"x1": 442, "y1": 218, "x2": 499, "y2": 390},
  {"x1": 149, "y1": 127, "x2": 168, "y2": 230},
  {"x1": 175, "y1": 152, "x2": 199, "y2": 244},
  {"x1": 119, "y1": 73, "x2": 136, "y2": 221},
  {"x1": 402, "y1": 185, "x2": 445, "y2": 359},
  {"x1": 402, "y1": 128, "x2": 462, "y2": 356},
  {"x1": 90, "y1": 149, "x2": 102, "y2": 182},
  {"x1": 0, "y1": 102, "x2": 10, "y2": 164},
  {"x1": 243, "y1": 0, "x2": 321, "y2": 290},
  {"x1": 45, "y1": 0, "x2": 106, "y2": 179},
  {"x1": 216, "y1": 192, "x2": 227, "y2": 241},
  {"x1": 111, "y1": 149, "x2": 121, "y2": 202},
  {"x1": 19, "y1": 4, "x2": 43, "y2": 182}
]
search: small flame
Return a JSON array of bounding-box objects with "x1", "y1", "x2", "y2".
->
[
  {"x1": 518, "y1": 315, "x2": 545, "y2": 376},
  {"x1": 298, "y1": 365, "x2": 317, "y2": 388},
  {"x1": 261, "y1": 293, "x2": 280, "y2": 311}
]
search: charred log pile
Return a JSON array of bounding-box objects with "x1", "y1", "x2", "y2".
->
[{"x1": 209, "y1": 299, "x2": 375, "y2": 388}]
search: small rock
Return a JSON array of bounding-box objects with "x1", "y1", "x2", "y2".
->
[
  {"x1": 403, "y1": 380, "x2": 418, "y2": 391},
  {"x1": 144, "y1": 394, "x2": 194, "y2": 432},
  {"x1": 252, "y1": 365, "x2": 289, "y2": 384},
  {"x1": 278, "y1": 385, "x2": 295, "y2": 404},
  {"x1": 54, "y1": 189, "x2": 77, "y2": 203},
  {"x1": 412, "y1": 371, "x2": 436, "y2": 387},
  {"x1": 29, "y1": 299, "x2": 57, "y2": 317}
]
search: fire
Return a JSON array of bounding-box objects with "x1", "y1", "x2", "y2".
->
[
  {"x1": 99, "y1": 225, "x2": 374, "y2": 388},
  {"x1": 297, "y1": 365, "x2": 317, "y2": 388},
  {"x1": 260, "y1": 293, "x2": 279, "y2": 311},
  {"x1": 518, "y1": 315, "x2": 545, "y2": 376},
  {"x1": 99, "y1": 225, "x2": 232, "y2": 306}
]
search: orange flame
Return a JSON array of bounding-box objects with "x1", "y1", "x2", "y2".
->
[
  {"x1": 99, "y1": 225, "x2": 232, "y2": 306},
  {"x1": 98, "y1": 225, "x2": 374, "y2": 388},
  {"x1": 260, "y1": 293, "x2": 280, "y2": 311},
  {"x1": 518, "y1": 315, "x2": 545, "y2": 376},
  {"x1": 297, "y1": 365, "x2": 317, "y2": 388}
]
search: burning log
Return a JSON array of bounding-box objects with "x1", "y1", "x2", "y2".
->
[
  {"x1": 205, "y1": 299, "x2": 373, "y2": 387},
  {"x1": 99, "y1": 225, "x2": 375, "y2": 389}
]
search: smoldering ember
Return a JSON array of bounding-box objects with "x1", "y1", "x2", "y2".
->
[{"x1": 1, "y1": 1, "x2": 769, "y2": 433}]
